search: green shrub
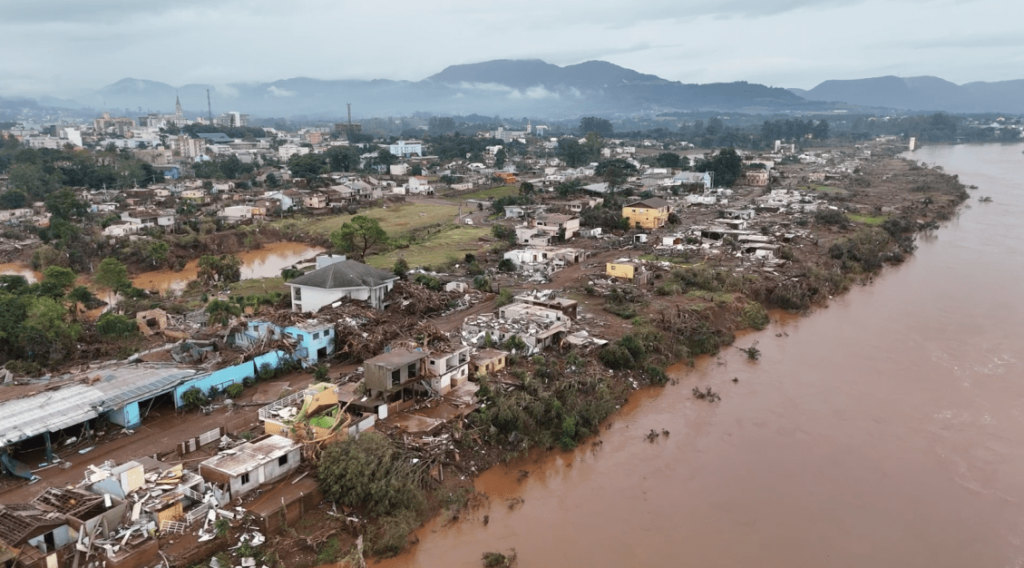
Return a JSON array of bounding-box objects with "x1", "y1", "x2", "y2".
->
[
  {"x1": 495, "y1": 288, "x2": 515, "y2": 307},
  {"x1": 181, "y1": 387, "x2": 208, "y2": 409},
  {"x1": 225, "y1": 383, "x2": 244, "y2": 398},
  {"x1": 97, "y1": 312, "x2": 139, "y2": 338},
  {"x1": 258, "y1": 362, "x2": 276, "y2": 380},
  {"x1": 740, "y1": 302, "x2": 770, "y2": 330}
]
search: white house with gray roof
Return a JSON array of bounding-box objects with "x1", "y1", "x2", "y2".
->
[{"x1": 286, "y1": 259, "x2": 399, "y2": 312}]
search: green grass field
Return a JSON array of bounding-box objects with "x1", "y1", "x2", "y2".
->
[
  {"x1": 446, "y1": 185, "x2": 520, "y2": 201},
  {"x1": 273, "y1": 203, "x2": 460, "y2": 237},
  {"x1": 227, "y1": 276, "x2": 289, "y2": 296},
  {"x1": 848, "y1": 213, "x2": 888, "y2": 225},
  {"x1": 366, "y1": 226, "x2": 491, "y2": 270}
]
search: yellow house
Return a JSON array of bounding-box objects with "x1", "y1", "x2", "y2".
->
[
  {"x1": 622, "y1": 197, "x2": 671, "y2": 230},
  {"x1": 470, "y1": 348, "x2": 508, "y2": 378},
  {"x1": 606, "y1": 261, "x2": 638, "y2": 280},
  {"x1": 606, "y1": 260, "x2": 652, "y2": 284}
]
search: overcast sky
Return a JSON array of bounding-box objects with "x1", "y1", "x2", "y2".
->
[{"x1": 1, "y1": 0, "x2": 1022, "y2": 97}]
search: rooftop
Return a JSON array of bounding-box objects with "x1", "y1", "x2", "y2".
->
[
  {"x1": 0, "y1": 363, "x2": 198, "y2": 446},
  {"x1": 364, "y1": 348, "x2": 426, "y2": 369},
  {"x1": 287, "y1": 260, "x2": 398, "y2": 290},
  {"x1": 201, "y1": 435, "x2": 298, "y2": 477}
]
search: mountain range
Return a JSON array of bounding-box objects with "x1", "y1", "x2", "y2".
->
[
  {"x1": 790, "y1": 76, "x2": 1024, "y2": 114},
  {"x1": 5, "y1": 60, "x2": 1023, "y2": 119},
  {"x1": 20, "y1": 60, "x2": 820, "y2": 119}
]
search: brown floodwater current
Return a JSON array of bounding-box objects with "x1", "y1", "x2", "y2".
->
[{"x1": 380, "y1": 143, "x2": 1024, "y2": 568}]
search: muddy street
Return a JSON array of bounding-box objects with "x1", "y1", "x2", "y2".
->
[{"x1": 379, "y1": 144, "x2": 1024, "y2": 567}]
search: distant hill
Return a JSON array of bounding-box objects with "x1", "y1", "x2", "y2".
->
[
  {"x1": 793, "y1": 76, "x2": 1024, "y2": 113},
  {"x1": 33, "y1": 59, "x2": 824, "y2": 119}
]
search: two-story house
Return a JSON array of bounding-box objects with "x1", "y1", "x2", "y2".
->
[{"x1": 622, "y1": 198, "x2": 671, "y2": 230}]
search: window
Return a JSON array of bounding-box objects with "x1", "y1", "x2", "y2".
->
[
  {"x1": 294, "y1": 288, "x2": 302, "y2": 300},
  {"x1": 391, "y1": 369, "x2": 401, "y2": 386},
  {"x1": 312, "y1": 332, "x2": 319, "y2": 340},
  {"x1": 278, "y1": 454, "x2": 288, "y2": 466},
  {"x1": 294, "y1": 304, "x2": 302, "y2": 312},
  {"x1": 408, "y1": 363, "x2": 418, "y2": 378},
  {"x1": 241, "y1": 472, "x2": 251, "y2": 485}
]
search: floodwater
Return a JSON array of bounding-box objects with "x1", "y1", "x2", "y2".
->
[
  {"x1": 381, "y1": 143, "x2": 1024, "y2": 568},
  {"x1": 0, "y1": 263, "x2": 41, "y2": 283},
  {"x1": 132, "y1": 241, "x2": 323, "y2": 292}
]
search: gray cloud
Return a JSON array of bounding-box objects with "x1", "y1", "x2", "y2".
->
[{"x1": 0, "y1": 0, "x2": 1020, "y2": 97}]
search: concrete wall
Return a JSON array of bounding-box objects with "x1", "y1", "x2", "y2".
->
[
  {"x1": 107, "y1": 401, "x2": 142, "y2": 428},
  {"x1": 228, "y1": 447, "x2": 301, "y2": 499},
  {"x1": 174, "y1": 350, "x2": 287, "y2": 407}
]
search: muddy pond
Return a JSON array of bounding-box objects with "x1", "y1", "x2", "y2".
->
[{"x1": 132, "y1": 241, "x2": 324, "y2": 292}]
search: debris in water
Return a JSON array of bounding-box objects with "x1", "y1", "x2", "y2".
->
[{"x1": 692, "y1": 387, "x2": 721, "y2": 402}]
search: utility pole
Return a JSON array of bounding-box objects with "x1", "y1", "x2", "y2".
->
[{"x1": 207, "y1": 89, "x2": 213, "y2": 124}]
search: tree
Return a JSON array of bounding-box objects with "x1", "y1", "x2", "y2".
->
[
  {"x1": 95, "y1": 257, "x2": 131, "y2": 298},
  {"x1": 197, "y1": 254, "x2": 242, "y2": 285},
  {"x1": 45, "y1": 188, "x2": 88, "y2": 220},
  {"x1": 329, "y1": 216, "x2": 389, "y2": 260},
  {"x1": 596, "y1": 158, "x2": 638, "y2": 192},
  {"x1": 147, "y1": 240, "x2": 170, "y2": 267},
  {"x1": 0, "y1": 190, "x2": 27, "y2": 210},
  {"x1": 518, "y1": 181, "x2": 535, "y2": 196},
  {"x1": 557, "y1": 138, "x2": 590, "y2": 167},
  {"x1": 265, "y1": 172, "x2": 281, "y2": 188},
  {"x1": 38, "y1": 266, "x2": 77, "y2": 298},
  {"x1": 205, "y1": 299, "x2": 242, "y2": 325},
  {"x1": 287, "y1": 153, "x2": 327, "y2": 179},
  {"x1": 325, "y1": 145, "x2": 361, "y2": 172},
  {"x1": 579, "y1": 117, "x2": 614, "y2": 137},
  {"x1": 9, "y1": 163, "x2": 62, "y2": 200},
  {"x1": 654, "y1": 152, "x2": 684, "y2": 168},
  {"x1": 22, "y1": 297, "x2": 80, "y2": 364},
  {"x1": 392, "y1": 258, "x2": 409, "y2": 279},
  {"x1": 494, "y1": 148, "x2": 507, "y2": 170},
  {"x1": 696, "y1": 148, "x2": 743, "y2": 188}
]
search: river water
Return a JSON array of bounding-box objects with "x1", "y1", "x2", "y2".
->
[
  {"x1": 132, "y1": 241, "x2": 323, "y2": 292},
  {"x1": 380, "y1": 143, "x2": 1024, "y2": 568}
]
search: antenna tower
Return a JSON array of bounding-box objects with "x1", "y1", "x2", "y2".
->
[
  {"x1": 207, "y1": 89, "x2": 213, "y2": 123},
  {"x1": 347, "y1": 103, "x2": 352, "y2": 130}
]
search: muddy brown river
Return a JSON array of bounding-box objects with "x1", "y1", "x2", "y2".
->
[{"x1": 380, "y1": 143, "x2": 1024, "y2": 568}]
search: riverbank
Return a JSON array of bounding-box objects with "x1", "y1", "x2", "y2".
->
[
  {"x1": 376, "y1": 143, "x2": 1024, "y2": 568},
  {"x1": 280, "y1": 145, "x2": 974, "y2": 566}
]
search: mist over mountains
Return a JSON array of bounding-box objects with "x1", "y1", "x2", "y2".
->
[
  {"x1": 21, "y1": 60, "x2": 819, "y2": 119},
  {"x1": 6, "y1": 60, "x2": 1023, "y2": 120},
  {"x1": 790, "y1": 76, "x2": 1024, "y2": 114}
]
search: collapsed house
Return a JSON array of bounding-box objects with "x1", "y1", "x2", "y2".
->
[
  {"x1": 513, "y1": 289, "x2": 578, "y2": 319},
  {"x1": 231, "y1": 319, "x2": 335, "y2": 366},
  {"x1": 502, "y1": 247, "x2": 586, "y2": 271},
  {"x1": 469, "y1": 349, "x2": 509, "y2": 378},
  {"x1": 259, "y1": 382, "x2": 376, "y2": 444},
  {"x1": 0, "y1": 486, "x2": 157, "y2": 568},
  {"x1": 461, "y1": 310, "x2": 570, "y2": 355}
]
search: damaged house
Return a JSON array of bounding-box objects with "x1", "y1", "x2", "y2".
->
[
  {"x1": 462, "y1": 307, "x2": 571, "y2": 355},
  {"x1": 199, "y1": 434, "x2": 301, "y2": 500},
  {"x1": 0, "y1": 487, "x2": 149, "y2": 568}
]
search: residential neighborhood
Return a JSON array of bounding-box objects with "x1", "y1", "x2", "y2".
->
[{"x1": 0, "y1": 102, "x2": 975, "y2": 567}]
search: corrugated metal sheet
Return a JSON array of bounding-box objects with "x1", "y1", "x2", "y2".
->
[{"x1": 0, "y1": 364, "x2": 198, "y2": 446}]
